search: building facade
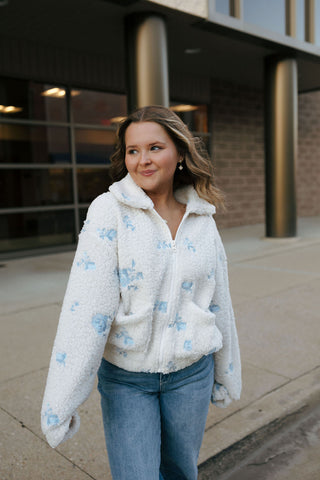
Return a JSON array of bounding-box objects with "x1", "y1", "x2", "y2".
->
[{"x1": 0, "y1": 0, "x2": 320, "y2": 257}]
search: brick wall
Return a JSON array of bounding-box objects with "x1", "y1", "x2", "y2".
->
[
  {"x1": 210, "y1": 79, "x2": 320, "y2": 229},
  {"x1": 210, "y1": 79, "x2": 265, "y2": 229},
  {"x1": 297, "y1": 90, "x2": 320, "y2": 217}
]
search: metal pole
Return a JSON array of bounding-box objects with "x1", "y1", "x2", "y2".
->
[
  {"x1": 264, "y1": 56, "x2": 298, "y2": 238},
  {"x1": 125, "y1": 13, "x2": 169, "y2": 113}
]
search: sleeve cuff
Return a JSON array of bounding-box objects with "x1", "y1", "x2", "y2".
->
[
  {"x1": 45, "y1": 411, "x2": 80, "y2": 449},
  {"x1": 211, "y1": 382, "x2": 232, "y2": 408}
]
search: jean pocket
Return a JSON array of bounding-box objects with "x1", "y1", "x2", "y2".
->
[{"x1": 108, "y1": 305, "x2": 153, "y2": 353}]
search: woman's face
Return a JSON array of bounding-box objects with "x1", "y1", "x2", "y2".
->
[{"x1": 124, "y1": 121, "x2": 180, "y2": 195}]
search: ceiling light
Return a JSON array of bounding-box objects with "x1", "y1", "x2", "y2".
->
[
  {"x1": 42, "y1": 87, "x2": 62, "y2": 97},
  {"x1": 170, "y1": 105, "x2": 198, "y2": 113},
  {"x1": 42, "y1": 87, "x2": 66, "y2": 98},
  {"x1": 0, "y1": 105, "x2": 22, "y2": 113},
  {"x1": 110, "y1": 116, "x2": 126, "y2": 124},
  {"x1": 41, "y1": 88, "x2": 81, "y2": 98},
  {"x1": 184, "y1": 48, "x2": 202, "y2": 55}
]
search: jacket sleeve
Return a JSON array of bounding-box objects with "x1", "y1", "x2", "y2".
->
[
  {"x1": 210, "y1": 221, "x2": 241, "y2": 408},
  {"x1": 41, "y1": 193, "x2": 120, "y2": 448}
]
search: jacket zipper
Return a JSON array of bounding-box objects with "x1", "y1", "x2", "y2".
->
[{"x1": 153, "y1": 209, "x2": 188, "y2": 370}]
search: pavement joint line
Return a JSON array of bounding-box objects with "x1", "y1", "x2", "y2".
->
[
  {"x1": 0, "y1": 366, "x2": 48, "y2": 387},
  {"x1": 227, "y1": 239, "x2": 320, "y2": 266},
  {"x1": 241, "y1": 361, "x2": 291, "y2": 380},
  {"x1": 0, "y1": 405, "x2": 97, "y2": 480},
  {"x1": 205, "y1": 364, "x2": 320, "y2": 434},
  {"x1": 0, "y1": 301, "x2": 61, "y2": 317},
  {"x1": 204, "y1": 379, "x2": 293, "y2": 433},
  {"x1": 231, "y1": 263, "x2": 320, "y2": 276},
  {"x1": 232, "y1": 275, "x2": 320, "y2": 305}
]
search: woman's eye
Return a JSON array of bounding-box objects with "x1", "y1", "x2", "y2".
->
[
  {"x1": 151, "y1": 146, "x2": 161, "y2": 151},
  {"x1": 128, "y1": 149, "x2": 138, "y2": 154}
]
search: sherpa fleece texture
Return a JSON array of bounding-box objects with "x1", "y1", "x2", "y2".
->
[{"x1": 41, "y1": 173, "x2": 241, "y2": 448}]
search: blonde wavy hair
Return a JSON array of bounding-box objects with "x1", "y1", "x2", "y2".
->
[{"x1": 110, "y1": 105, "x2": 224, "y2": 207}]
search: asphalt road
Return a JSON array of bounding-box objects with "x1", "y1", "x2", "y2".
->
[{"x1": 199, "y1": 399, "x2": 320, "y2": 480}]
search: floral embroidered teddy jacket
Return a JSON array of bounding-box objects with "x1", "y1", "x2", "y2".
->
[{"x1": 41, "y1": 173, "x2": 241, "y2": 448}]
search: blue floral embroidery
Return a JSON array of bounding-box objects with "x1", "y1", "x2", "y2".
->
[
  {"x1": 166, "y1": 361, "x2": 177, "y2": 371},
  {"x1": 181, "y1": 281, "x2": 193, "y2": 293},
  {"x1": 44, "y1": 404, "x2": 59, "y2": 426},
  {"x1": 77, "y1": 252, "x2": 96, "y2": 270},
  {"x1": 184, "y1": 340, "x2": 192, "y2": 351},
  {"x1": 80, "y1": 219, "x2": 90, "y2": 234},
  {"x1": 116, "y1": 347, "x2": 128, "y2": 358},
  {"x1": 154, "y1": 301, "x2": 168, "y2": 313},
  {"x1": 70, "y1": 301, "x2": 79, "y2": 312},
  {"x1": 227, "y1": 362, "x2": 234, "y2": 374},
  {"x1": 56, "y1": 352, "x2": 66, "y2": 366},
  {"x1": 168, "y1": 313, "x2": 186, "y2": 331},
  {"x1": 92, "y1": 313, "x2": 112, "y2": 336},
  {"x1": 97, "y1": 228, "x2": 117, "y2": 241},
  {"x1": 184, "y1": 238, "x2": 196, "y2": 252},
  {"x1": 210, "y1": 346, "x2": 218, "y2": 354},
  {"x1": 123, "y1": 215, "x2": 135, "y2": 231},
  {"x1": 209, "y1": 303, "x2": 220, "y2": 313},
  {"x1": 208, "y1": 268, "x2": 215, "y2": 279},
  {"x1": 115, "y1": 328, "x2": 134, "y2": 346},
  {"x1": 122, "y1": 192, "x2": 131, "y2": 201},
  {"x1": 157, "y1": 241, "x2": 171, "y2": 250},
  {"x1": 117, "y1": 260, "x2": 143, "y2": 290}
]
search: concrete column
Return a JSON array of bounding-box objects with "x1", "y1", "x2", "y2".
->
[
  {"x1": 125, "y1": 13, "x2": 169, "y2": 113},
  {"x1": 264, "y1": 57, "x2": 298, "y2": 238},
  {"x1": 305, "y1": 0, "x2": 315, "y2": 43},
  {"x1": 285, "y1": 0, "x2": 296, "y2": 37}
]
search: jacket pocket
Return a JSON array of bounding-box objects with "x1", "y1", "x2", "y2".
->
[
  {"x1": 174, "y1": 301, "x2": 223, "y2": 359},
  {"x1": 108, "y1": 305, "x2": 153, "y2": 353}
]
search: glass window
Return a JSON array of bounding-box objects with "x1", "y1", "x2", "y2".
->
[
  {"x1": 79, "y1": 207, "x2": 89, "y2": 229},
  {"x1": 71, "y1": 89, "x2": 127, "y2": 125},
  {"x1": 0, "y1": 210, "x2": 75, "y2": 253},
  {"x1": 170, "y1": 104, "x2": 209, "y2": 133},
  {"x1": 316, "y1": 0, "x2": 320, "y2": 45},
  {"x1": 74, "y1": 128, "x2": 116, "y2": 165},
  {"x1": 0, "y1": 168, "x2": 73, "y2": 208},
  {"x1": 243, "y1": 0, "x2": 286, "y2": 35},
  {"x1": 0, "y1": 78, "x2": 67, "y2": 122},
  {"x1": 77, "y1": 167, "x2": 113, "y2": 204},
  {"x1": 296, "y1": 0, "x2": 305, "y2": 41},
  {"x1": 215, "y1": 0, "x2": 230, "y2": 15},
  {"x1": 0, "y1": 124, "x2": 71, "y2": 164}
]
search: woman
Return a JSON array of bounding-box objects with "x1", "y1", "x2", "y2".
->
[{"x1": 41, "y1": 105, "x2": 241, "y2": 480}]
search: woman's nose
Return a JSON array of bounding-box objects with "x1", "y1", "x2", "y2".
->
[{"x1": 140, "y1": 151, "x2": 151, "y2": 165}]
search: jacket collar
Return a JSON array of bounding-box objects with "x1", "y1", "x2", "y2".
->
[{"x1": 109, "y1": 173, "x2": 216, "y2": 216}]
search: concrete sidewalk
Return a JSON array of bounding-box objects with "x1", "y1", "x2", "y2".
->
[{"x1": 1, "y1": 217, "x2": 320, "y2": 480}]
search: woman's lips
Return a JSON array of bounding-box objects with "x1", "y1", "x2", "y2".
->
[{"x1": 140, "y1": 170, "x2": 156, "y2": 176}]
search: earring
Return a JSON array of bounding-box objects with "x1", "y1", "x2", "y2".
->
[{"x1": 178, "y1": 161, "x2": 184, "y2": 171}]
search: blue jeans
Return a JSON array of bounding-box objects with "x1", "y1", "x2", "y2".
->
[{"x1": 97, "y1": 354, "x2": 214, "y2": 480}]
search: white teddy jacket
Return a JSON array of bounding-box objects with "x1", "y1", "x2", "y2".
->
[{"x1": 41, "y1": 173, "x2": 241, "y2": 448}]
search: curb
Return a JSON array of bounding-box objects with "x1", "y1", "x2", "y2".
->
[{"x1": 198, "y1": 366, "x2": 320, "y2": 478}]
